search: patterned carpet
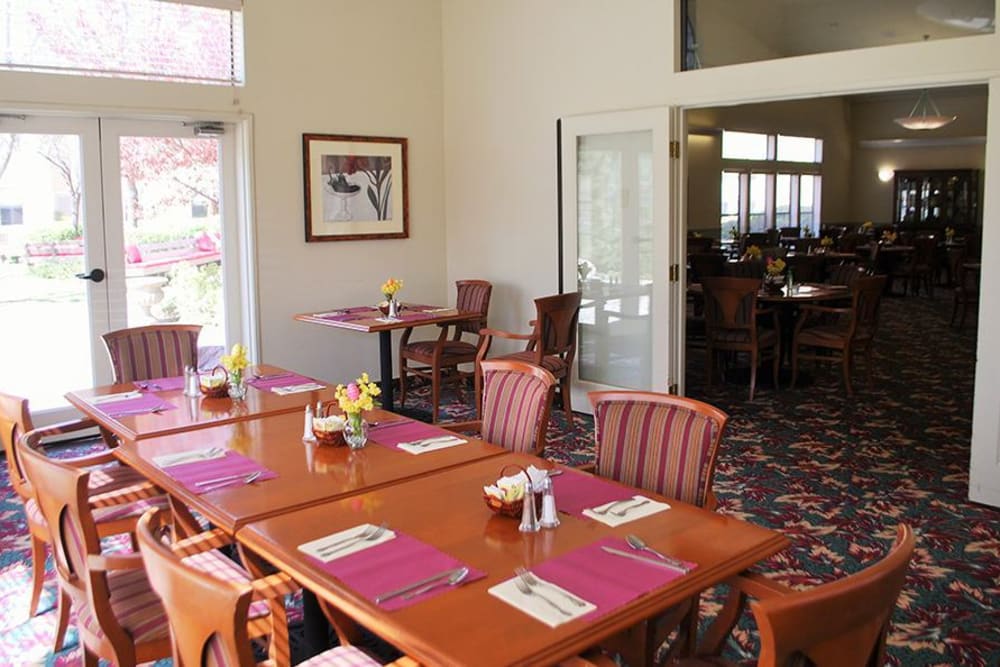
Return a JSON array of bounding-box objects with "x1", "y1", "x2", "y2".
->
[{"x1": 1, "y1": 294, "x2": 997, "y2": 665}]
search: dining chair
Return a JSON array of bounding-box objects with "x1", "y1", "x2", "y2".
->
[
  {"x1": 825, "y1": 262, "x2": 866, "y2": 287},
  {"x1": 688, "y1": 252, "x2": 726, "y2": 284},
  {"x1": 947, "y1": 247, "x2": 979, "y2": 329},
  {"x1": 446, "y1": 359, "x2": 556, "y2": 455},
  {"x1": 890, "y1": 235, "x2": 936, "y2": 297},
  {"x1": 398, "y1": 279, "x2": 492, "y2": 422},
  {"x1": 135, "y1": 508, "x2": 388, "y2": 667},
  {"x1": 587, "y1": 391, "x2": 729, "y2": 667},
  {"x1": 784, "y1": 253, "x2": 825, "y2": 284},
  {"x1": 102, "y1": 323, "x2": 202, "y2": 383},
  {"x1": 791, "y1": 275, "x2": 887, "y2": 396},
  {"x1": 690, "y1": 525, "x2": 915, "y2": 667},
  {"x1": 701, "y1": 277, "x2": 780, "y2": 401},
  {"x1": 0, "y1": 391, "x2": 161, "y2": 651},
  {"x1": 475, "y1": 290, "x2": 581, "y2": 418},
  {"x1": 16, "y1": 432, "x2": 174, "y2": 667}
]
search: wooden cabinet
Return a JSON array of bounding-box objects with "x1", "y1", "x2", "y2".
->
[{"x1": 893, "y1": 169, "x2": 980, "y2": 228}]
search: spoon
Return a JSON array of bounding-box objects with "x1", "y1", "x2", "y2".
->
[
  {"x1": 625, "y1": 534, "x2": 691, "y2": 573},
  {"x1": 401, "y1": 567, "x2": 470, "y2": 600},
  {"x1": 199, "y1": 471, "x2": 262, "y2": 492}
]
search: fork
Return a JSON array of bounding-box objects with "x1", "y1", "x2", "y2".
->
[
  {"x1": 515, "y1": 567, "x2": 587, "y2": 608},
  {"x1": 611, "y1": 498, "x2": 650, "y2": 517},
  {"x1": 199, "y1": 471, "x2": 261, "y2": 492},
  {"x1": 590, "y1": 498, "x2": 633, "y2": 515},
  {"x1": 317, "y1": 522, "x2": 388, "y2": 555},
  {"x1": 110, "y1": 406, "x2": 166, "y2": 417},
  {"x1": 513, "y1": 577, "x2": 571, "y2": 616}
]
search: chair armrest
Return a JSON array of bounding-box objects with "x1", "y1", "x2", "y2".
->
[
  {"x1": 250, "y1": 571, "x2": 299, "y2": 601},
  {"x1": 441, "y1": 420, "x2": 481, "y2": 434},
  {"x1": 170, "y1": 527, "x2": 233, "y2": 556},
  {"x1": 59, "y1": 450, "x2": 119, "y2": 469},
  {"x1": 478, "y1": 327, "x2": 535, "y2": 342},
  {"x1": 87, "y1": 481, "x2": 160, "y2": 508},
  {"x1": 88, "y1": 552, "x2": 146, "y2": 572},
  {"x1": 25, "y1": 417, "x2": 99, "y2": 448}
]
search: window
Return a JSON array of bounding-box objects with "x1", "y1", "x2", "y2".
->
[
  {"x1": 0, "y1": 0, "x2": 244, "y2": 85},
  {"x1": 0, "y1": 206, "x2": 23, "y2": 225},
  {"x1": 719, "y1": 131, "x2": 822, "y2": 238}
]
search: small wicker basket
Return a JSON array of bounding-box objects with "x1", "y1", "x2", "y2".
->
[
  {"x1": 483, "y1": 464, "x2": 541, "y2": 518},
  {"x1": 199, "y1": 366, "x2": 229, "y2": 399},
  {"x1": 312, "y1": 402, "x2": 347, "y2": 446}
]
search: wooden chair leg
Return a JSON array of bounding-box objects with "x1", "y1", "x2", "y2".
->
[
  {"x1": 748, "y1": 350, "x2": 758, "y2": 401},
  {"x1": 28, "y1": 533, "x2": 46, "y2": 617},
  {"x1": 791, "y1": 342, "x2": 799, "y2": 389},
  {"x1": 53, "y1": 589, "x2": 70, "y2": 653},
  {"x1": 698, "y1": 584, "x2": 748, "y2": 656},
  {"x1": 842, "y1": 348, "x2": 853, "y2": 397},
  {"x1": 83, "y1": 649, "x2": 99, "y2": 667},
  {"x1": 430, "y1": 364, "x2": 441, "y2": 423},
  {"x1": 771, "y1": 345, "x2": 780, "y2": 392},
  {"x1": 865, "y1": 343, "x2": 874, "y2": 387},
  {"x1": 560, "y1": 375, "x2": 572, "y2": 416}
]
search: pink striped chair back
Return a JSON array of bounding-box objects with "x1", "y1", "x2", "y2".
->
[
  {"x1": 454, "y1": 280, "x2": 493, "y2": 336},
  {"x1": 589, "y1": 391, "x2": 728, "y2": 508},
  {"x1": 102, "y1": 324, "x2": 201, "y2": 383},
  {"x1": 137, "y1": 510, "x2": 253, "y2": 667},
  {"x1": 480, "y1": 359, "x2": 556, "y2": 455}
]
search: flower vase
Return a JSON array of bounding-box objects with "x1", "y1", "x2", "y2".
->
[
  {"x1": 228, "y1": 371, "x2": 248, "y2": 401},
  {"x1": 345, "y1": 413, "x2": 369, "y2": 450},
  {"x1": 387, "y1": 298, "x2": 399, "y2": 319},
  {"x1": 763, "y1": 273, "x2": 785, "y2": 294}
]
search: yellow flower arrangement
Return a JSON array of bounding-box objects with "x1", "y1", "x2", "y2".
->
[
  {"x1": 381, "y1": 277, "x2": 403, "y2": 300},
  {"x1": 945, "y1": 226, "x2": 955, "y2": 240},
  {"x1": 221, "y1": 343, "x2": 249, "y2": 378},
  {"x1": 820, "y1": 236, "x2": 834, "y2": 247},
  {"x1": 881, "y1": 230, "x2": 898, "y2": 244},
  {"x1": 744, "y1": 245, "x2": 762, "y2": 260},
  {"x1": 765, "y1": 257, "x2": 786, "y2": 276},
  {"x1": 861, "y1": 221, "x2": 874, "y2": 231},
  {"x1": 335, "y1": 372, "x2": 381, "y2": 416}
]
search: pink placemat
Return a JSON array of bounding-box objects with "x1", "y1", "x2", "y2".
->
[
  {"x1": 310, "y1": 532, "x2": 485, "y2": 611},
  {"x1": 246, "y1": 373, "x2": 321, "y2": 391},
  {"x1": 96, "y1": 394, "x2": 177, "y2": 418},
  {"x1": 316, "y1": 312, "x2": 372, "y2": 323},
  {"x1": 533, "y1": 536, "x2": 696, "y2": 621},
  {"x1": 552, "y1": 469, "x2": 637, "y2": 517},
  {"x1": 369, "y1": 421, "x2": 457, "y2": 449},
  {"x1": 162, "y1": 452, "x2": 278, "y2": 495},
  {"x1": 133, "y1": 376, "x2": 186, "y2": 392},
  {"x1": 403, "y1": 304, "x2": 436, "y2": 311}
]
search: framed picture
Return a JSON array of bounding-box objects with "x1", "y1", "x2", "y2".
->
[{"x1": 303, "y1": 133, "x2": 408, "y2": 242}]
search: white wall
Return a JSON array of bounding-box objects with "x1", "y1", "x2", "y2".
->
[
  {"x1": 0, "y1": 0, "x2": 447, "y2": 385},
  {"x1": 441, "y1": 0, "x2": 672, "y2": 343}
]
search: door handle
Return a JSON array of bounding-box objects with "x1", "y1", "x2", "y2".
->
[{"x1": 75, "y1": 268, "x2": 106, "y2": 283}]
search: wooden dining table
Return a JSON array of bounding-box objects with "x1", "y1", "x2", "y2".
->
[
  {"x1": 65, "y1": 363, "x2": 335, "y2": 442},
  {"x1": 295, "y1": 303, "x2": 480, "y2": 413},
  {"x1": 237, "y1": 452, "x2": 790, "y2": 667}
]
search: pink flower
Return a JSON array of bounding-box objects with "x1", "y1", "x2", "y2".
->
[{"x1": 346, "y1": 383, "x2": 361, "y2": 400}]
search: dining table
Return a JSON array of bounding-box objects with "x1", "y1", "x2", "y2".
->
[
  {"x1": 65, "y1": 363, "x2": 336, "y2": 442},
  {"x1": 236, "y1": 452, "x2": 790, "y2": 667},
  {"x1": 295, "y1": 302, "x2": 480, "y2": 413}
]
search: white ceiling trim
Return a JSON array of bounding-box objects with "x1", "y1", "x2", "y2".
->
[{"x1": 857, "y1": 135, "x2": 986, "y2": 149}]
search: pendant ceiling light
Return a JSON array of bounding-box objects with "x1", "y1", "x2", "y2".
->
[{"x1": 894, "y1": 89, "x2": 957, "y2": 131}]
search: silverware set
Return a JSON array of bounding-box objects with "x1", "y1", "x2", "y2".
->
[
  {"x1": 591, "y1": 497, "x2": 650, "y2": 517},
  {"x1": 109, "y1": 406, "x2": 166, "y2": 417},
  {"x1": 316, "y1": 522, "x2": 388, "y2": 556},
  {"x1": 160, "y1": 446, "x2": 225, "y2": 467},
  {"x1": 398, "y1": 436, "x2": 461, "y2": 449},
  {"x1": 196, "y1": 470, "x2": 262, "y2": 492},
  {"x1": 514, "y1": 567, "x2": 586, "y2": 609}
]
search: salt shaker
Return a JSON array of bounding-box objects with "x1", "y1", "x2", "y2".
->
[
  {"x1": 518, "y1": 480, "x2": 539, "y2": 533},
  {"x1": 183, "y1": 365, "x2": 200, "y2": 397},
  {"x1": 302, "y1": 404, "x2": 315, "y2": 441},
  {"x1": 538, "y1": 476, "x2": 560, "y2": 529}
]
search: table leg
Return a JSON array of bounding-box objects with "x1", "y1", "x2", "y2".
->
[
  {"x1": 378, "y1": 330, "x2": 394, "y2": 412},
  {"x1": 302, "y1": 589, "x2": 331, "y2": 657}
]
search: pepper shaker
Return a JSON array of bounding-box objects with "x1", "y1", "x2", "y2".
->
[
  {"x1": 302, "y1": 404, "x2": 315, "y2": 441},
  {"x1": 183, "y1": 365, "x2": 200, "y2": 397},
  {"x1": 518, "y1": 479, "x2": 539, "y2": 533},
  {"x1": 538, "y1": 475, "x2": 560, "y2": 529}
]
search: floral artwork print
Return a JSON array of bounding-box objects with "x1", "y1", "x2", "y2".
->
[{"x1": 323, "y1": 154, "x2": 394, "y2": 221}]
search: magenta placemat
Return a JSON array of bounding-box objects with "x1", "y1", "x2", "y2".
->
[
  {"x1": 369, "y1": 421, "x2": 457, "y2": 448},
  {"x1": 316, "y1": 312, "x2": 372, "y2": 323},
  {"x1": 133, "y1": 376, "x2": 186, "y2": 392},
  {"x1": 397, "y1": 311, "x2": 435, "y2": 322},
  {"x1": 96, "y1": 394, "x2": 177, "y2": 418},
  {"x1": 162, "y1": 452, "x2": 278, "y2": 495},
  {"x1": 552, "y1": 469, "x2": 637, "y2": 516},
  {"x1": 246, "y1": 373, "x2": 319, "y2": 391},
  {"x1": 533, "y1": 536, "x2": 695, "y2": 621},
  {"x1": 311, "y1": 532, "x2": 485, "y2": 611},
  {"x1": 403, "y1": 304, "x2": 436, "y2": 311}
]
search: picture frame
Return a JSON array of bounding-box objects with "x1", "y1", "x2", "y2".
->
[{"x1": 303, "y1": 133, "x2": 408, "y2": 242}]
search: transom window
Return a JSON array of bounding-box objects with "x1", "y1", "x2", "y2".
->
[
  {"x1": 720, "y1": 130, "x2": 822, "y2": 239},
  {"x1": 0, "y1": 0, "x2": 245, "y2": 86}
]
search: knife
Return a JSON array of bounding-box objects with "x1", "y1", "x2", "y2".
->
[
  {"x1": 374, "y1": 567, "x2": 465, "y2": 604},
  {"x1": 600, "y1": 546, "x2": 692, "y2": 574}
]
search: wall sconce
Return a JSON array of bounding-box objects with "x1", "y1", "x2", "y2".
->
[{"x1": 878, "y1": 167, "x2": 895, "y2": 183}]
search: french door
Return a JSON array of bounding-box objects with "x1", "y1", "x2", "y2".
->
[
  {"x1": 559, "y1": 107, "x2": 682, "y2": 414},
  {"x1": 0, "y1": 115, "x2": 242, "y2": 423}
]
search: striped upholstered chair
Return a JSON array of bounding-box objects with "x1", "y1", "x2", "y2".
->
[
  {"x1": 136, "y1": 509, "x2": 420, "y2": 667},
  {"x1": 398, "y1": 279, "x2": 492, "y2": 422},
  {"x1": 102, "y1": 323, "x2": 201, "y2": 383},
  {"x1": 0, "y1": 392, "x2": 161, "y2": 652},
  {"x1": 446, "y1": 359, "x2": 556, "y2": 455},
  {"x1": 588, "y1": 391, "x2": 729, "y2": 666}
]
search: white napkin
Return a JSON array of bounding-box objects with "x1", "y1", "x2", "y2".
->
[
  {"x1": 89, "y1": 390, "x2": 142, "y2": 405},
  {"x1": 153, "y1": 447, "x2": 227, "y2": 468},
  {"x1": 272, "y1": 382, "x2": 326, "y2": 395},
  {"x1": 488, "y1": 576, "x2": 596, "y2": 628},
  {"x1": 312, "y1": 311, "x2": 344, "y2": 318},
  {"x1": 582, "y1": 495, "x2": 671, "y2": 527},
  {"x1": 298, "y1": 523, "x2": 396, "y2": 563},
  {"x1": 396, "y1": 435, "x2": 466, "y2": 454},
  {"x1": 374, "y1": 317, "x2": 401, "y2": 323}
]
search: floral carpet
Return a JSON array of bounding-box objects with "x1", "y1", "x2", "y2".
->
[{"x1": 1, "y1": 295, "x2": 997, "y2": 665}]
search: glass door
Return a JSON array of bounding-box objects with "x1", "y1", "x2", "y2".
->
[
  {"x1": 560, "y1": 108, "x2": 676, "y2": 413},
  {"x1": 0, "y1": 116, "x2": 107, "y2": 416}
]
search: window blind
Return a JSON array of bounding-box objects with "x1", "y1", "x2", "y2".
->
[{"x1": 0, "y1": 0, "x2": 245, "y2": 86}]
